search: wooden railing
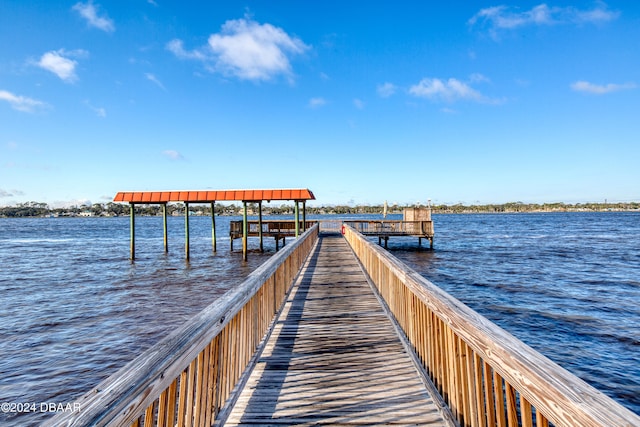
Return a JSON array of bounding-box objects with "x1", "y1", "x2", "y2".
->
[
  {"x1": 229, "y1": 220, "x2": 316, "y2": 238},
  {"x1": 45, "y1": 224, "x2": 319, "y2": 427},
  {"x1": 343, "y1": 225, "x2": 640, "y2": 427},
  {"x1": 318, "y1": 219, "x2": 343, "y2": 234},
  {"x1": 345, "y1": 220, "x2": 434, "y2": 236}
]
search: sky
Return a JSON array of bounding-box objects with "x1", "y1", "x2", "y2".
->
[{"x1": 1, "y1": 1, "x2": 639, "y2": 207}]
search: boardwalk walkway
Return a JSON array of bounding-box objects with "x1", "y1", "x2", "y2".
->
[{"x1": 220, "y1": 235, "x2": 449, "y2": 426}]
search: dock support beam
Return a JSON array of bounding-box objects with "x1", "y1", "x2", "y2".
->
[
  {"x1": 294, "y1": 201, "x2": 300, "y2": 237},
  {"x1": 211, "y1": 202, "x2": 217, "y2": 252},
  {"x1": 242, "y1": 201, "x2": 248, "y2": 261},
  {"x1": 258, "y1": 201, "x2": 263, "y2": 252},
  {"x1": 302, "y1": 201, "x2": 306, "y2": 232},
  {"x1": 184, "y1": 202, "x2": 190, "y2": 261},
  {"x1": 162, "y1": 203, "x2": 168, "y2": 253},
  {"x1": 129, "y1": 203, "x2": 135, "y2": 260}
]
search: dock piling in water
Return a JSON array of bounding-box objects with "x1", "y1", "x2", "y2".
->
[
  {"x1": 129, "y1": 203, "x2": 135, "y2": 260},
  {"x1": 162, "y1": 203, "x2": 168, "y2": 253},
  {"x1": 211, "y1": 202, "x2": 216, "y2": 252},
  {"x1": 184, "y1": 202, "x2": 190, "y2": 261}
]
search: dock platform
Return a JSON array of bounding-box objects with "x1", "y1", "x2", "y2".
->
[
  {"x1": 219, "y1": 235, "x2": 449, "y2": 426},
  {"x1": 344, "y1": 220, "x2": 434, "y2": 248}
]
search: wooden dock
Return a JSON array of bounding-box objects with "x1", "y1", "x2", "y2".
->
[
  {"x1": 219, "y1": 235, "x2": 450, "y2": 426},
  {"x1": 344, "y1": 220, "x2": 434, "y2": 249}
]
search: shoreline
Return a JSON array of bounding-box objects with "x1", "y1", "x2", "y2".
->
[{"x1": 2, "y1": 207, "x2": 640, "y2": 219}]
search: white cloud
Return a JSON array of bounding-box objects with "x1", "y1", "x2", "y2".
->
[
  {"x1": 145, "y1": 73, "x2": 166, "y2": 90},
  {"x1": 409, "y1": 78, "x2": 483, "y2": 103},
  {"x1": 84, "y1": 100, "x2": 106, "y2": 117},
  {"x1": 167, "y1": 17, "x2": 309, "y2": 82},
  {"x1": 162, "y1": 150, "x2": 184, "y2": 160},
  {"x1": 37, "y1": 49, "x2": 85, "y2": 82},
  {"x1": 469, "y1": 3, "x2": 619, "y2": 37},
  {"x1": 0, "y1": 90, "x2": 47, "y2": 113},
  {"x1": 377, "y1": 82, "x2": 397, "y2": 98},
  {"x1": 570, "y1": 80, "x2": 637, "y2": 94},
  {"x1": 353, "y1": 98, "x2": 365, "y2": 109},
  {"x1": 308, "y1": 97, "x2": 326, "y2": 108},
  {"x1": 166, "y1": 39, "x2": 206, "y2": 61},
  {"x1": 469, "y1": 73, "x2": 490, "y2": 83},
  {"x1": 72, "y1": 1, "x2": 115, "y2": 32}
]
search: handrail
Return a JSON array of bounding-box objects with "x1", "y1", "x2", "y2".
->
[
  {"x1": 45, "y1": 224, "x2": 319, "y2": 427},
  {"x1": 345, "y1": 220, "x2": 434, "y2": 236},
  {"x1": 343, "y1": 225, "x2": 640, "y2": 427}
]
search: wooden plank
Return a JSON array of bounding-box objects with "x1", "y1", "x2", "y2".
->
[{"x1": 221, "y1": 235, "x2": 449, "y2": 426}]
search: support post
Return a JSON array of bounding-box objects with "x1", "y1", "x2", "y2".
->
[
  {"x1": 129, "y1": 203, "x2": 135, "y2": 260},
  {"x1": 242, "y1": 201, "x2": 248, "y2": 261},
  {"x1": 211, "y1": 202, "x2": 217, "y2": 252},
  {"x1": 302, "y1": 200, "x2": 306, "y2": 232},
  {"x1": 184, "y1": 202, "x2": 190, "y2": 261},
  {"x1": 258, "y1": 201, "x2": 263, "y2": 252},
  {"x1": 162, "y1": 203, "x2": 168, "y2": 253},
  {"x1": 294, "y1": 201, "x2": 300, "y2": 238}
]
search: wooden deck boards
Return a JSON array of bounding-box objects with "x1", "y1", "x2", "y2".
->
[{"x1": 221, "y1": 235, "x2": 448, "y2": 426}]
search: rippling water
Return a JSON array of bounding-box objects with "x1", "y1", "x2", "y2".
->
[
  {"x1": 0, "y1": 215, "x2": 274, "y2": 426},
  {"x1": 387, "y1": 212, "x2": 640, "y2": 415},
  {"x1": 1, "y1": 212, "x2": 639, "y2": 425}
]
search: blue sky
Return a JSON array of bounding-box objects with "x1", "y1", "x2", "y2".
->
[{"x1": 1, "y1": 1, "x2": 639, "y2": 207}]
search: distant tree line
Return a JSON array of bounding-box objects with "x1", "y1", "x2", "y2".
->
[{"x1": 1, "y1": 200, "x2": 639, "y2": 218}]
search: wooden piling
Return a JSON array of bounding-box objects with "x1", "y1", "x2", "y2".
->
[
  {"x1": 129, "y1": 203, "x2": 135, "y2": 260},
  {"x1": 302, "y1": 200, "x2": 306, "y2": 232},
  {"x1": 184, "y1": 202, "x2": 190, "y2": 261},
  {"x1": 163, "y1": 203, "x2": 168, "y2": 253},
  {"x1": 294, "y1": 201, "x2": 300, "y2": 237},
  {"x1": 211, "y1": 202, "x2": 217, "y2": 252},
  {"x1": 242, "y1": 202, "x2": 248, "y2": 261},
  {"x1": 258, "y1": 201, "x2": 263, "y2": 252}
]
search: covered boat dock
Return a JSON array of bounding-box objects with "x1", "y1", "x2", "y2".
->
[{"x1": 113, "y1": 188, "x2": 315, "y2": 261}]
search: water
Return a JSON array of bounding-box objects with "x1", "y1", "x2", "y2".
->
[
  {"x1": 0, "y1": 215, "x2": 274, "y2": 426},
  {"x1": 0, "y1": 213, "x2": 638, "y2": 425},
  {"x1": 384, "y1": 212, "x2": 640, "y2": 415}
]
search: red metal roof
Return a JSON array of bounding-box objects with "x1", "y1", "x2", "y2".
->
[{"x1": 113, "y1": 189, "x2": 315, "y2": 203}]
